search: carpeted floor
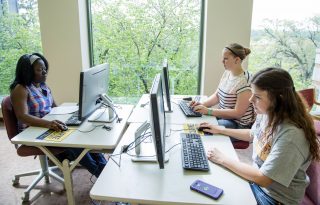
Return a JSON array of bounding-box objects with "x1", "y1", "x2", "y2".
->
[{"x1": 0, "y1": 121, "x2": 253, "y2": 205}]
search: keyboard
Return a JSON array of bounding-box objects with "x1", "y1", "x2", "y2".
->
[
  {"x1": 179, "y1": 101, "x2": 202, "y2": 117},
  {"x1": 180, "y1": 133, "x2": 209, "y2": 171},
  {"x1": 65, "y1": 111, "x2": 82, "y2": 126}
]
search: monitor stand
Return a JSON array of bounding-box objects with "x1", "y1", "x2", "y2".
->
[
  {"x1": 88, "y1": 94, "x2": 116, "y2": 123},
  {"x1": 131, "y1": 153, "x2": 169, "y2": 163},
  {"x1": 131, "y1": 121, "x2": 169, "y2": 163},
  {"x1": 87, "y1": 107, "x2": 116, "y2": 123},
  {"x1": 164, "y1": 102, "x2": 173, "y2": 113}
]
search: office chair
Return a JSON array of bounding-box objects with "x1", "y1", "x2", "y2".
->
[
  {"x1": 232, "y1": 141, "x2": 249, "y2": 149},
  {"x1": 298, "y1": 88, "x2": 320, "y2": 136},
  {"x1": 1, "y1": 96, "x2": 65, "y2": 203},
  {"x1": 300, "y1": 136, "x2": 320, "y2": 205}
]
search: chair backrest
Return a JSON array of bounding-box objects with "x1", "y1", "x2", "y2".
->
[
  {"x1": 298, "y1": 88, "x2": 315, "y2": 111},
  {"x1": 1, "y1": 96, "x2": 19, "y2": 140},
  {"x1": 305, "y1": 157, "x2": 320, "y2": 205}
]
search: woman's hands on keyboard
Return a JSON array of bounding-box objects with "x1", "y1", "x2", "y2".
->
[
  {"x1": 192, "y1": 104, "x2": 209, "y2": 115},
  {"x1": 189, "y1": 100, "x2": 201, "y2": 107}
]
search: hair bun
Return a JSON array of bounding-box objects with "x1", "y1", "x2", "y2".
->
[{"x1": 244, "y1": 48, "x2": 251, "y2": 56}]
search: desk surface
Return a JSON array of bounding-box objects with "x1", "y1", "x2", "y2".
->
[
  {"x1": 11, "y1": 104, "x2": 134, "y2": 150},
  {"x1": 90, "y1": 123, "x2": 256, "y2": 205},
  {"x1": 128, "y1": 94, "x2": 218, "y2": 125}
]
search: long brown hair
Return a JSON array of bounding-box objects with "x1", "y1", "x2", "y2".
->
[{"x1": 251, "y1": 67, "x2": 320, "y2": 161}]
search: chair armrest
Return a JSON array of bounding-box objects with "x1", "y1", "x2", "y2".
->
[{"x1": 313, "y1": 115, "x2": 320, "y2": 121}]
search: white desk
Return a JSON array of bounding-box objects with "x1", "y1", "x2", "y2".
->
[
  {"x1": 90, "y1": 123, "x2": 256, "y2": 205},
  {"x1": 11, "y1": 104, "x2": 134, "y2": 205},
  {"x1": 128, "y1": 94, "x2": 218, "y2": 125}
]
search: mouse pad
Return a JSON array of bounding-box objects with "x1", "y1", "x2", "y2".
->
[
  {"x1": 36, "y1": 129, "x2": 75, "y2": 142},
  {"x1": 183, "y1": 123, "x2": 204, "y2": 136}
]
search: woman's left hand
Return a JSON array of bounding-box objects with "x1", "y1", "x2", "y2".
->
[{"x1": 207, "y1": 147, "x2": 226, "y2": 165}]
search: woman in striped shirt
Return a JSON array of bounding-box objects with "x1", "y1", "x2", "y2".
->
[{"x1": 191, "y1": 43, "x2": 255, "y2": 130}]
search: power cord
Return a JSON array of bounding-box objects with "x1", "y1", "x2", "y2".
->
[
  {"x1": 101, "y1": 102, "x2": 123, "y2": 123},
  {"x1": 78, "y1": 124, "x2": 104, "y2": 133},
  {"x1": 108, "y1": 131, "x2": 152, "y2": 167}
]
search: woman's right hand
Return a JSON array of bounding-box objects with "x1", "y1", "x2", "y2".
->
[
  {"x1": 199, "y1": 122, "x2": 225, "y2": 135},
  {"x1": 47, "y1": 120, "x2": 66, "y2": 131}
]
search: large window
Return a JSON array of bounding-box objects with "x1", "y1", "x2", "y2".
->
[
  {"x1": 89, "y1": 0, "x2": 203, "y2": 103},
  {"x1": 249, "y1": 0, "x2": 320, "y2": 90},
  {"x1": 0, "y1": 0, "x2": 42, "y2": 99}
]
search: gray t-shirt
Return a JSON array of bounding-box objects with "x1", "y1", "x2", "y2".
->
[{"x1": 250, "y1": 114, "x2": 311, "y2": 205}]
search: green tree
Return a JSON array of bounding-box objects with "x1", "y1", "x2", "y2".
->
[
  {"x1": 249, "y1": 16, "x2": 320, "y2": 89},
  {"x1": 91, "y1": 0, "x2": 201, "y2": 99},
  {"x1": 0, "y1": 0, "x2": 42, "y2": 96}
]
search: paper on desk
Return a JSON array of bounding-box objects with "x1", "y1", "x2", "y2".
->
[{"x1": 49, "y1": 106, "x2": 78, "y2": 115}]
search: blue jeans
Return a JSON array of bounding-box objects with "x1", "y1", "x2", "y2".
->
[
  {"x1": 56, "y1": 148, "x2": 107, "y2": 177},
  {"x1": 250, "y1": 183, "x2": 283, "y2": 205}
]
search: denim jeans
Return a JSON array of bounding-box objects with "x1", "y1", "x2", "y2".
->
[
  {"x1": 250, "y1": 183, "x2": 283, "y2": 205},
  {"x1": 56, "y1": 148, "x2": 107, "y2": 177}
]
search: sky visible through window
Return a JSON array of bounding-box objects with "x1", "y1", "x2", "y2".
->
[{"x1": 252, "y1": 0, "x2": 320, "y2": 29}]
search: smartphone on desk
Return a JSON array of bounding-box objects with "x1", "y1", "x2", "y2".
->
[{"x1": 190, "y1": 179, "x2": 223, "y2": 200}]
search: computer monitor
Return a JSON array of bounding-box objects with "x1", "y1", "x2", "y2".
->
[
  {"x1": 162, "y1": 59, "x2": 172, "y2": 112},
  {"x1": 131, "y1": 73, "x2": 168, "y2": 169},
  {"x1": 149, "y1": 73, "x2": 166, "y2": 169},
  {"x1": 78, "y1": 63, "x2": 110, "y2": 121}
]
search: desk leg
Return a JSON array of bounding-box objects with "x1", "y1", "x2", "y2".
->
[
  {"x1": 62, "y1": 159, "x2": 74, "y2": 205},
  {"x1": 38, "y1": 146, "x2": 91, "y2": 205}
]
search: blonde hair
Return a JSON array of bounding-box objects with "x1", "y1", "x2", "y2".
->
[{"x1": 224, "y1": 43, "x2": 251, "y2": 60}]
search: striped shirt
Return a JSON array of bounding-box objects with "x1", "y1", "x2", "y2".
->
[
  {"x1": 217, "y1": 70, "x2": 255, "y2": 127},
  {"x1": 18, "y1": 83, "x2": 53, "y2": 132}
]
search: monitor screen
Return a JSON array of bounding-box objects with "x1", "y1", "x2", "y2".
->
[
  {"x1": 78, "y1": 63, "x2": 109, "y2": 121},
  {"x1": 149, "y1": 73, "x2": 166, "y2": 169},
  {"x1": 162, "y1": 59, "x2": 172, "y2": 112}
]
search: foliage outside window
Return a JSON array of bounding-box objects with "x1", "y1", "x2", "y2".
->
[
  {"x1": 89, "y1": 0, "x2": 202, "y2": 103},
  {"x1": 0, "y1": 0, "x2": 42, "y2": 98},
  {"x1": 249, "y1": 1, "x2": 320, "y2": 90}
]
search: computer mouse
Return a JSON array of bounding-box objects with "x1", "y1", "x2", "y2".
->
[
  {"x1": 197, "y1": 126, "x2": 212, "y2": 135},
  {"x1": 61, "y1": 125, "x2": 68, "y2": 131}
]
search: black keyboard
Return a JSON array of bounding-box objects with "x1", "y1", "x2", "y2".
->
[
  {"x1": 181, "y1": 133, "x2": 209, "y2": 171},
  {"x1": 179, "y1": 101, "x2": 202, "y2": 117},
  {"x1": 65, "y1": 112, "x2": 82, "y2": 126}
]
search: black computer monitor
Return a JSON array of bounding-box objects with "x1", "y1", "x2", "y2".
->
[
  {"x1": 78, "y1": 63, "x2": 109, "y2": 121},
  {"x1": 149, "y1": 73, "x2": 166, "y2": 169},
  {"x1": 162, "y1": 59, "x2": 172, "y2": 112}
]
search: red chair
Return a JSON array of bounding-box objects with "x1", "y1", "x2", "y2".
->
[
  {"x1": 300, "y1": 137, "x2": 320, "y2": 205},
  {"x1": 298, "y1": 88, "x2": 320, "y2": 136},
  {"x1": 298, "y1": 88, "x2": 317, "y2": 111},
  {"x1": 1, "y1": 96, "x2": 64, "y2": 202},
  {"x1": 297, "y1": 89, "x2": 320, "y2": 204},
  {"x1": 232, "y1": 141, "x2": 249, "y2": 149}
]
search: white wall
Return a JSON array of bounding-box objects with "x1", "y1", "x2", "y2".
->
[
  {"x1": 38, "y1": 0, "x2": 90, "y2": 105},
  {"x1": 37, "y1": 0, "x2": 253, "y2": 102},
  {"x1": 201, "y1": 0, "x2": 253, "y2": 95}
]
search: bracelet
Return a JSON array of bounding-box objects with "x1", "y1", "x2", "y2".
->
[{"x1": 207, "y1": 109, "x2": 212, "y2": 116}]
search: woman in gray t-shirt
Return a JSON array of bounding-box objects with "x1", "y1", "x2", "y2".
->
[{"x1": 199, "y1": 67, "x2": 320, "y2": 204}]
